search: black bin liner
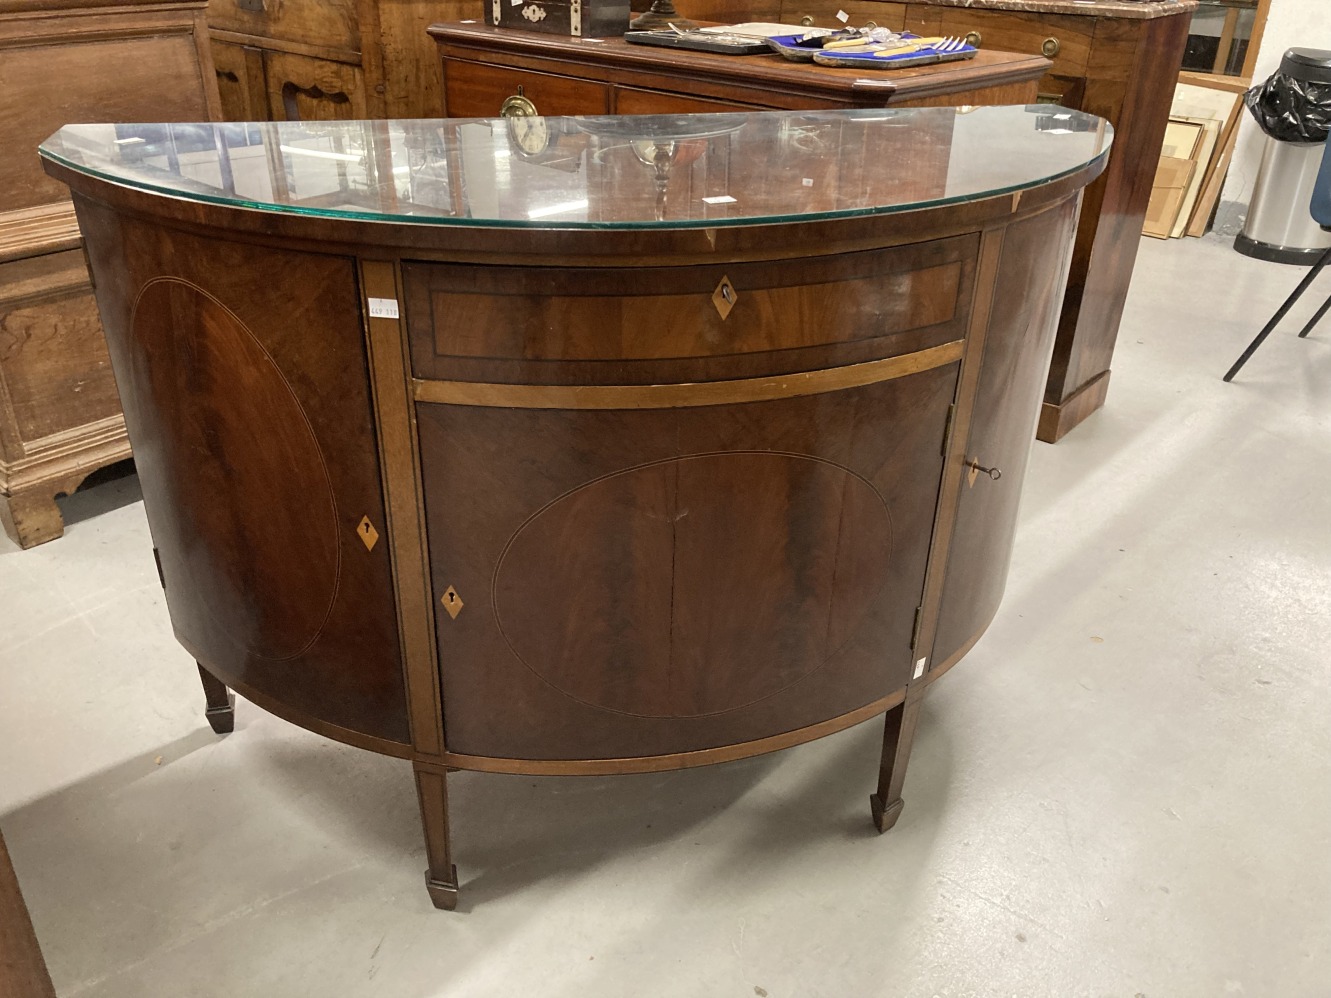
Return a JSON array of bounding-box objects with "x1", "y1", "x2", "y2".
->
[{"x1": 1244, "y1": 48, "x2": 1331, "y2": 143}]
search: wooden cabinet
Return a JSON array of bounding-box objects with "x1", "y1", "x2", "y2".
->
[
  {"x1": 207, "y1": 0, "x2": 482, "y2": 122},
  {"x1": 44, "y1": 108, "x2": 1107, "y2": 908},
  {"x1": 0, "y1": 0, "x2": 219, "y2": 548},
  {"x1": 432, "y1": 22, "x2": 1050, "y2": 119}
]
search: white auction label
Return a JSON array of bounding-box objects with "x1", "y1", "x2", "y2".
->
[
  {"x1": 836, "y1": 9, "x2": 849, "y2": 21},
  {"x1": 802, "y1": 178, "x2": 814, "y2": 187},
  {"x1": 701, "y1": 195, "x2": 738, "y2": 205},
  {"x1": 368, "y1": 297, "x2": 400, "y2": 319}
]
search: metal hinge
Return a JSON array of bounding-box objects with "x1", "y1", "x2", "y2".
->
[
  {"x1": 941, "y1": 402, "x2": 956, "y2": 458},
  {"x1": 909, "y1": 605, "x2": 923, "y2": 650}
]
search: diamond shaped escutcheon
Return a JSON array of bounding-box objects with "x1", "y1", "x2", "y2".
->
[
  {"x1": 357, "y1": 516, "x2": 380, "y2": 551},
  {"x1": 441, "y1": 585, "x2": 464, "y2": 620}
]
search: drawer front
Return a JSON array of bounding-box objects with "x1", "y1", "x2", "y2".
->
[
  {"x1": 779, "y1": 0, "x2": 906, "y2": 30},
  {"x1": 442, "y1": 61, "x2": 610, "y2": 117},
  {"x1": 0, "y1": 252, "x2": 120, "y2": 447},
  {"x1": 403, "y1": 238, "x2": 976, "y2": 387},
  {"x1": 207, "y1": 0, "x2": 361, "y2": 56},
  {"x1": 612, "y1": 87, "x2": 758, "y2": 115},
  {"x1": 906, "y1": 7, "x2": 1091, "y2": 78}
]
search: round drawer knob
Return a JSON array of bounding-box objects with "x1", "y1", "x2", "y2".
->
[
  {"x1": 965, "y1": 30, "x2": 982, "y2": 48},
  {"x1": 800, "y1": 15, "x2": 814, "y2": 26},
  {"x1": 864, "y1": 20, "x2": 877, "y2": 29},
  {"x1": 500, "y1": 86, "x2": 538, "y2": 118},
  {"x1": 1042, "y1": 36, "x2": 1061, "y2": 58}
]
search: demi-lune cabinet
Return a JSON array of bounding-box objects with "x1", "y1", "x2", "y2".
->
[{"x1": 42, "y1": 107, "x2": 1109, "y2": 907}]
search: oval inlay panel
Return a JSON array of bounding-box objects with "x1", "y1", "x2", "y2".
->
[
  {"x1": 131, "y1": 279, "x2": 340, "y2": 661},
  {"x1": 493, "y1": 452, "x2": 893, "y2": 718}
]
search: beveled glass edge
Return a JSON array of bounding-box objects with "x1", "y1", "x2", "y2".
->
[{"x1": 38, "y1": 110, "x2": 1114, "y2": 232}]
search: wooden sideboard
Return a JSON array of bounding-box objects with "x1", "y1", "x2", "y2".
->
[
  {"x1": 43, "y1": 108, "x2": 1108, "y2": 908},
  {"x1": 431, "y1": 22, "x2": 1050, "y2": 116},
  {"x1": 0, "y1": 0, "x2": 219, "y2": 548},
  {"x1": 206, "y1": 0, "x2": 479, "y2": 121}
]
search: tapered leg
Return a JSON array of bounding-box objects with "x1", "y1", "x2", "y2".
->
[
  {"x1": 196, "y1": 663, "x2": 235, "y2": 734},
  {"x1": 1225, "y1": 245, "x2": 1331, "y2": 381},
  {"x1": 870, "y1": 699, "x2": 922, "y2": 833},
  {"x1": 415, "y1": 767, "x2": 459, "y2": 910}
]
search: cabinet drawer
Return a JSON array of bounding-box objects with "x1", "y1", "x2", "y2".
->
[
  {"x1": 613, "y1": 87, "x2": 757, "y2": 115},
  {"x1": 779, "y1": 0, "x2": 906, "y2": 30},
  {"x1": 442, "y1": 61, "x2": 609, "y2": 117},
  {"x1": 207, "y1": 0, "x2": 361, "y2": 56},
  {"x1": 905, "y1": 7, "x2": 1091, "y2": 78},
  {"x1": 403, "y1": 238, "x2": 976, "y2": 387}
]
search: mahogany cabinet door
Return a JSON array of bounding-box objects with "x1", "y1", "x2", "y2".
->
[
  {"x1": 73, "y1": 201, "x2": 411, "y2": 746},
  {"x1": 419, "y1": 371, "x2": 957, "y2": 760},
  {"x1": 930, "y1": 200, "x2": 1080, "y2": 669}
]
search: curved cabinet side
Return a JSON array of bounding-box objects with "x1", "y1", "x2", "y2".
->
[
  {"x1": 73, "y1": 199, "x2": 411, "y2": 746},
  {"x1": 930, "y1": 199, "x2": 1081, "y2": 671}
]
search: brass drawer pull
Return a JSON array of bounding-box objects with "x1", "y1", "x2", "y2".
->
[
  {"x1": 965, "y1": 30, "x2": 981, "y2": 47},
  {"x1": 800, "y1": 15, "x2": 814, "y2": 26},
  {"x1": 500, "y1": 85, "x2": 537, "y2": 118},
  {"x1": 864, "y1": 20, "x2": 877, "y2": 29},
  {"x1": 1042, "y1": 36, "x2": 1060, "y2": 58},
  {"x1": 1036, "y1": 91, "x2": 1064, "y2": 105}
]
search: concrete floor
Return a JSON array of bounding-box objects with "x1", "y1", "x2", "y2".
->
[{"x1": 2, "y1": 234, "x2": 1329, "y2": 997}]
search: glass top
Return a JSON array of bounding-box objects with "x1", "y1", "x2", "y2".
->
[{"x1": 39, "y1": 107, "x2": 1111, "y2": 230}]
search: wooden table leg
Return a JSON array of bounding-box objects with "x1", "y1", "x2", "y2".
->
[
  {"x1": 870, "y1": 699, "x2": 923, "y2": 834},
  {"x1": 415, "y1": 767, "x2": 459, "y2": 910},
  {"x1": 197, "y1": 663, "x2": 236, "y2": 734}
]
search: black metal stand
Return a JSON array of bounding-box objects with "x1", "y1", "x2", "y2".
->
[{"x1": 1225, "y1": 243, "x2": 1331, "y2": 382}]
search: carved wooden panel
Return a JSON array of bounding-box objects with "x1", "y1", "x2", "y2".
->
[
  {"x1": 418, "y1": 363, "x2": 957, "y2": 760},
  {"x1": 211, "y1": 41, "x2": 268, "y2": 122},
  {"x1": 263, "y1": 52, "x2": 367, "y2": 122},
  {"x1": 74, "y1": 199, "x2": 409, "y2": 744}
]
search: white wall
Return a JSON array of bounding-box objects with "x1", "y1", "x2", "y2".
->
[{"x1": 1219, "y1": 0, "x2": 1331, "y2": 218}]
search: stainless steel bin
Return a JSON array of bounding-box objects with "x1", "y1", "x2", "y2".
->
[{"x1": 1235, "y1": 48, "x2": 1331, "y2": 264}]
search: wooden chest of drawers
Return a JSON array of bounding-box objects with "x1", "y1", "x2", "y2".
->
[
  {"x1": 0, "y1": 0, "x2": 219, "y2": 547},
  {"x1": 432, "y1": 22, "x2": 1050, "y2": 118}
]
